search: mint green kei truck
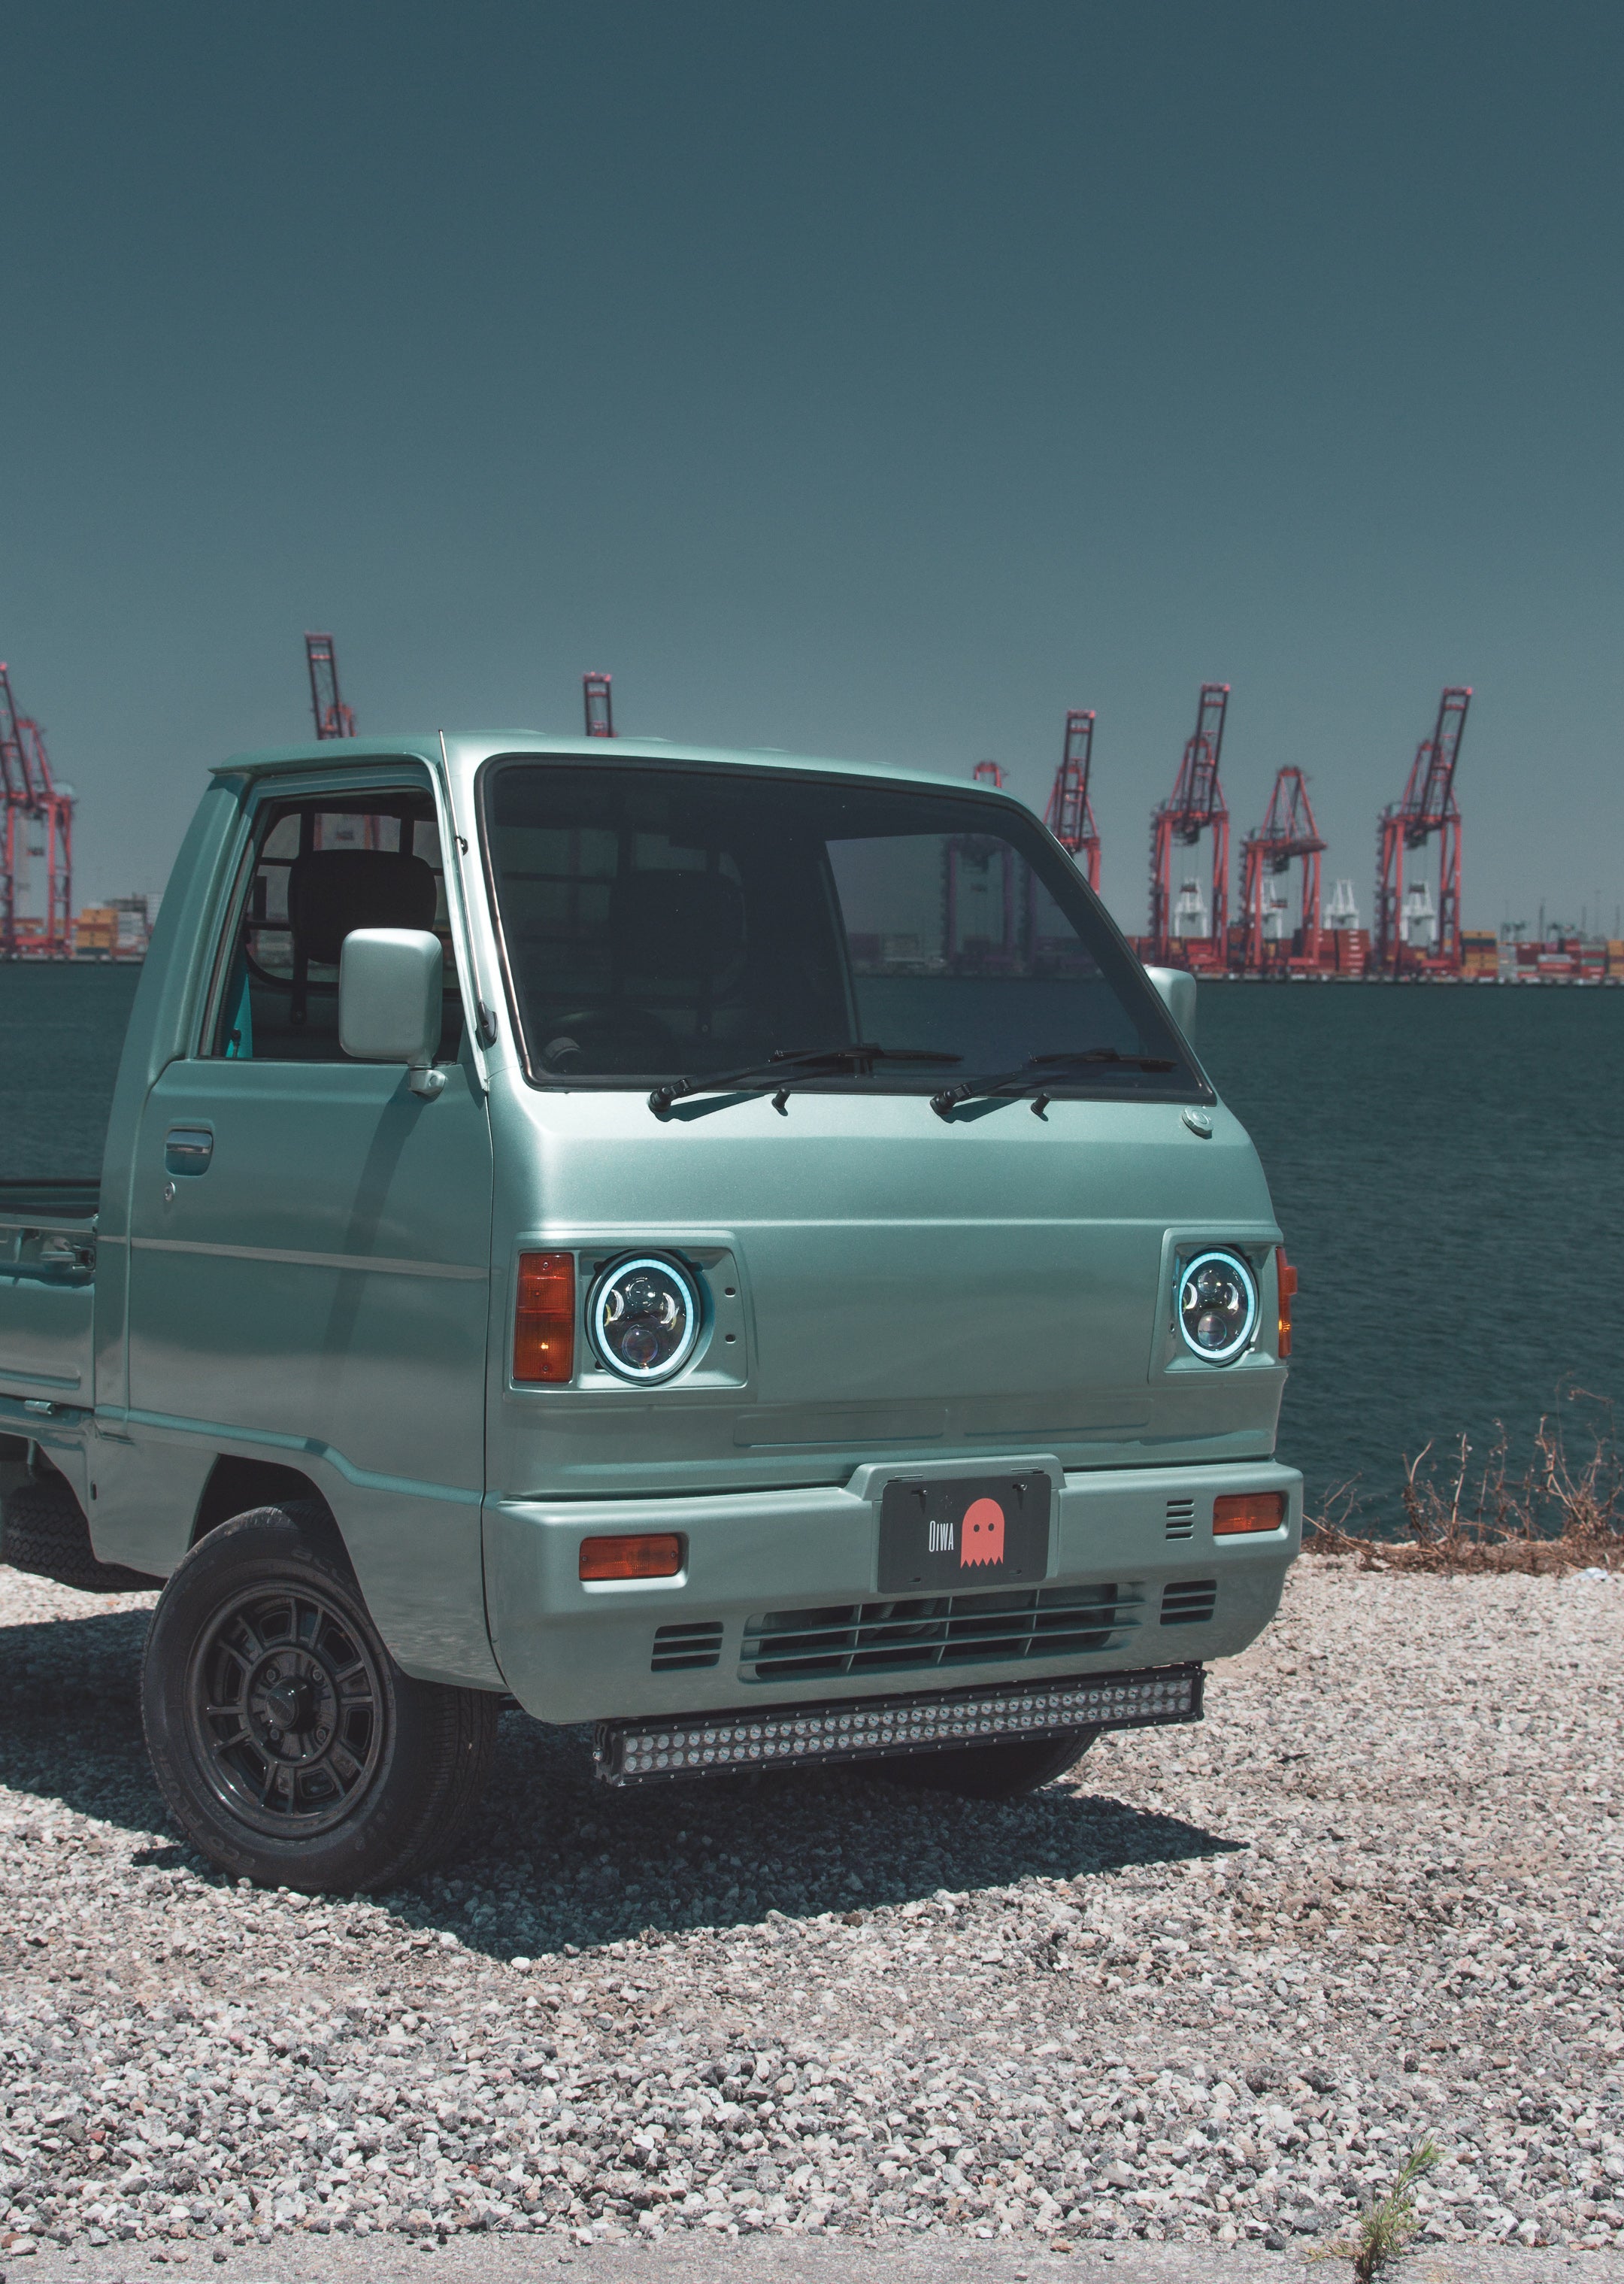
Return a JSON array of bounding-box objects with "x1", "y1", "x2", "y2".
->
[{"x1": 0, "y1": 733, "x2": 1300, "y2": 1891}]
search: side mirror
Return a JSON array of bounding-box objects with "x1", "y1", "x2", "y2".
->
[
  {"x1": 339, "y1": 929, "x2": 447, "y2": 1097},
  {"x1": 1144, "y1": 964, "x2": 1197, "y2": 1042}
]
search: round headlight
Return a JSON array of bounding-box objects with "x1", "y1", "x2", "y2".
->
[
  {"x1": 1177, "y1": 1248, "x2": 1259, "y2": 1364},
  {"x1": 589, "y1": 1254, "x2": 702, "y2": 1385}
]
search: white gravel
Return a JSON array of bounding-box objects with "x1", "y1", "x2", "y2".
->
[{"x1": 2, "y1": 1555, "x2": 1622, "y2": 2261}]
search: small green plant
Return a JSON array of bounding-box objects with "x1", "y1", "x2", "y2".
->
[{"x1": 1321, "y1": 2139, "x2": 1442, "y2": 2284}]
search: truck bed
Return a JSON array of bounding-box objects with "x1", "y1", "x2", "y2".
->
[
  {"x1": 0, "y1": 1178, "x2": 100, "y2": 1224},
  {"x1": 0, "y1": 1178, "x2": 98, "y2": 1415}
]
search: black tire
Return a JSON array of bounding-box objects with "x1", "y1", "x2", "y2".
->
[
  {"x1": 856, "y1": 1727, "x2": 1098, "y2": 1801},
  {"x1": 2, "y1": 1473, "x2": 160, "y2": 1592},
  {"x1": 141, "y1": 1503, "x2": 498, "y2": 1893}
]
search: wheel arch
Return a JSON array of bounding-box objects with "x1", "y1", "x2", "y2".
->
[{"x1": 191, "y1": 1455, "x2": 337, "y2": 1546}]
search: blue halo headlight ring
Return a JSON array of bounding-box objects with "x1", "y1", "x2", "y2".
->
[
  {"x1": 1177, "y1": 1248, "x2": 1259, "y2": 1366},
  {"x1": 589, "y1": 1253, "x2": 702, "y2": 1385}
]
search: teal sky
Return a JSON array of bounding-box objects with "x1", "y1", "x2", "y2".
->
[{"x1": 3, "y1": 2, "x2": 1620, "y2": 934}]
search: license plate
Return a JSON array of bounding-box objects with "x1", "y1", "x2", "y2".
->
[{"x1": 877, "y1": 1472, "x2": 1051, "y2": 1594}]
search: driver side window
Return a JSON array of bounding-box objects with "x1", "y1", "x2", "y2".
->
[{"x1": 206, "y1": 790, "x2": 463, "y2": 1063}]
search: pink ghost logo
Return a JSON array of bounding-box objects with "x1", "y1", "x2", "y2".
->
[{"x1": 960, "y1": 1497, "x2": 1006, "y2": 1568}]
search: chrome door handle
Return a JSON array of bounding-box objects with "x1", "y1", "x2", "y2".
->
[{"x1": 165, "y1": 1127, "x2": 214, "y2": 1175}]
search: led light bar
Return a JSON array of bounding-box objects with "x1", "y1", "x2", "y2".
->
[{"x1": 593, "y1": 1663, "x2": 1202, "y2": 1785}]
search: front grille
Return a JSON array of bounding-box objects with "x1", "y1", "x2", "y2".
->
[
  {"x1": 1160, "y1": 1579, "x2": 1217, "y2": 1627},
  {"x1": 1165, "y1": 1496, "x2": 1197, "y2": 1541},
  {"x1": 651, "y1": 1620, "x2": 724, "y2": 1673},
  {"x1": 741, "y1": 1583, "x2": 1144, "y2": 1685}
]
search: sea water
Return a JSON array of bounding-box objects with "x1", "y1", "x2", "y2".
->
[{"x1": 1202, "y1": 980, "x2": 1623, "y2": 1528}]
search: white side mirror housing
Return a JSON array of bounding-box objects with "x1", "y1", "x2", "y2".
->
[
  {"x1": 339, "y1": 929, "x2": 447, "y2": 1097},
  {"x1": 1144, "y1": 964, "x2": 1197, "y2": 1043}
]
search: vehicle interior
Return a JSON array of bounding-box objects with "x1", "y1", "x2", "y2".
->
[
  {"x1": 480, "y1": 759, "x2": 1175, "y2": 1087},
  {"x1": 209, "y1": 792, "x2": 465, "y2": 1063}
]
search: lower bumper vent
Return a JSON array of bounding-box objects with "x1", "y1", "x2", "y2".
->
[
  {"x1": 741, "y1": 1582, "x2": 1143, "y2": 1684},
  {"x1": 1160, "y1": 1578, "x2": 1217, "y2": 1626},
  {"x1": 595, "y1": 1661, "x2": 1204, "y2": 1785},
  {"x1": 1165, "y1": 1496, "x2": 1197, "y2": 1540},
  {"x1": 651, "y1": 1620, "x2": 724, "y2": 1673}
]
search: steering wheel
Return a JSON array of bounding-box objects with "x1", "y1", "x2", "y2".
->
[{"x1": 539, "y1": 1007, "x2": 674, "y2": 1075}]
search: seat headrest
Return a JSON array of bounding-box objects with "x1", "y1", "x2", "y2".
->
[
  {"x1": 607, "y1": 869, "x2": 745, "y2": 978},
  {"x1": 286, "y1": 850, "x2": 439, "y2": 967}
]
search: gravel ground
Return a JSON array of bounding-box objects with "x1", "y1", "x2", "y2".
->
[
  {"x1": 9, "y1": 2230, "x2": 1624, "y2": 2284},
  {"x1": 2, "y1": 1555, "x2": 1622, "y2": 2266}
]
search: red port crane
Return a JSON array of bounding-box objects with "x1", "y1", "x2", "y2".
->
[
  {"x1": 0, "y1": 662, "x2": 74, "y2": 960},
  {"x1": 1241, "y1": 768, "x2": 1326, "y2": 972},
  {"x1": 972, "y1": 760, "x2": 1004, "y2": 786},
  {"x1": 20, "y1": 714, "x2": 73, "y2": 960},
  {"x1": 0, "y1": 667, "x2": 26, "y2": 957},
  {"x1": 305, "y1": 634, "x2": 356, "y2": 740},
  {"x1": 1148, "y1": 684, "x2": 1230, "y2": 967},
  {"x1": 583, "y1": 672, "x2": 614, "y2": 737},
  {"x1": 1044, "y1": 709, "x2": 1101, "y2": 890},
  {"x1": 1374, "y1": 687, "x2": 1470, "y2": 977}
]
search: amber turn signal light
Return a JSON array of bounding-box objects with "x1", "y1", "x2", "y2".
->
[
  {"x1": 579, "y1": 1533, "x2": 684, "y2": 1582},
  {"x1": 1277, "y1": 1247, "x2": 1298, "y2": 1357},
  {"x1": 1213, "y1": 1491, "x2": 1287, "y2": 1536},
  {"x1": 514, "y1": 1251, "x2": 575, "y2": 1383}
]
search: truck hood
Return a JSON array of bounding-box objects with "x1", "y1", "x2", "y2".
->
[{"x1": 489, "y1": 1080, "x2": 1285, "y2": 1499}]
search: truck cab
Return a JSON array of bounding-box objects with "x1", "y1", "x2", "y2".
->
[{"x1": 0, "y1": 732, "x2": 1298, "y2": 1891}]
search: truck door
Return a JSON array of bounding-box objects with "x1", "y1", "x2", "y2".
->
[{"x1": 123, "y1": 775, "x2": 500, "y2": 1688}]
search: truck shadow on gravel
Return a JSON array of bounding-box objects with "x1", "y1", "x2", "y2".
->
[
  {"x1": 2, "y1": 1608, "x2": 1241, "y2": 1957},
  {"x1": 0, "y1": 1607, "x2": 163, "y2": 1831}
]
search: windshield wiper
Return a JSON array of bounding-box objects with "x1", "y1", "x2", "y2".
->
[
  {"x1": 649, "y1": 1043, "x2": 962, "y2": 1118},
  {"x1": 930, "y1": 1047, "x2": 1177, "y2": 1120}
]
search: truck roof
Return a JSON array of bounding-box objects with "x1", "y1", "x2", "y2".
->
[{"x1": 212, "y1": 731, "x2": 993, "y2": 802}]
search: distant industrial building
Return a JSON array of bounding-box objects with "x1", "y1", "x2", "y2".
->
[{"x1": 74, "y1": 894, "x2": 156, "y2": 960}]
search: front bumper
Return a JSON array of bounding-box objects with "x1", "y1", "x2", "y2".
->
[{"x1": 483, "y1": 1454, "x2": 1301, "y2": 1725}]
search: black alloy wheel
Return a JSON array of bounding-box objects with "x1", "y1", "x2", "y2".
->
[
  {"x1": 187, "y1": 1581, "x2": 386, "y2": 1837},
  {"x1": 142, "y1": 1502, "x2": 498, "y2": 1892}
]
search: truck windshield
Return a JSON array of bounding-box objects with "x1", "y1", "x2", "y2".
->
[{"x1": 480, "y1": 760, "x2": 1205, "y2": 1098}]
